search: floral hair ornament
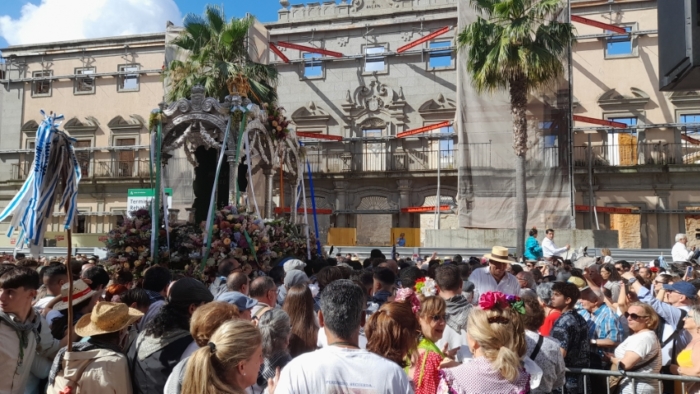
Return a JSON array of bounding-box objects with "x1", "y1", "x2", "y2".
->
[
  {"x1": 414, "y1": 277, "x2": 438, "y2": 297},
  {"x1": 395, "y1": 288, "x2": 421, "y2": 314},
  {"x1": 478, "y1": 291, "x2": 526, "y2": 315}
]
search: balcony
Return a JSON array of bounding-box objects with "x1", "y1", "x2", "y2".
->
[
  {"x1": 573, "y1": 143, "x2": 700, "y2": 167},
  {"x1": 304, "y1": 143, "x2": 563, "y2": 175},
  {"x1": 11, "y1": 159, "x2": 153, "y2": 181}
]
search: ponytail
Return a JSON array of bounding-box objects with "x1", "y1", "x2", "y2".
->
[
  {"x1": 493, "y1": 346, "x2": 523, "y2": 382},
  {"x1": 528, "y1": 227, "x2": 538, "y2": 237}
]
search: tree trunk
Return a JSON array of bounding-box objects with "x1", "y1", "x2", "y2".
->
[{"x1": 510, "y1": 76, "x2": 528, "y2": 259}]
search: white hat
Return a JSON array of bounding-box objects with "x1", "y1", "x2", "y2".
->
[
  {"x1": 53, "y1": 279, "x2": 96, "y2": 311},
  {"x1": 283, "y1": 259, "x2": 306, "y2": 273}
]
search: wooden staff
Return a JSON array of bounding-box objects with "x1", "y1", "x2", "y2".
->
[{"x1": 65, "y1": 229, "x2": 73, "y2": 352}]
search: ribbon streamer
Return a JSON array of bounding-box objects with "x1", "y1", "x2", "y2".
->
[
  {"x1": 0, "y1": 111, "x2": 81, "y2": 256},
  {"x1": 306, "y1": 160, "x2": 322, "y2": 254}
]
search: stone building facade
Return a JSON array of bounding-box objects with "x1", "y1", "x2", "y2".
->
[
  {"x1": 570, "y1": 0, "x2": 700, "y2": 249},
  {"x1": 268, "y1": 0, "x2": 459, "y2": 245},
  {"x1": 0, "y1": 34, "x2": 165, "y2": 244}
]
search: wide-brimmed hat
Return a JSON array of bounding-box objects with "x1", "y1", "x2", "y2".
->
[
  {"x1": 53, "y1": 279, "x2": 96, "y2": 311},
  {"x1": 75, "y1": 302, "x2": 143, "y2": 337},
  {"x1": 484, "y1": 246, "x2": 516, "y2": 264}
]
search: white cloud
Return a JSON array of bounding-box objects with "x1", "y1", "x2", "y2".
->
[{"x1": 0, "y1": 0, "x2": 182, "y2": 46}]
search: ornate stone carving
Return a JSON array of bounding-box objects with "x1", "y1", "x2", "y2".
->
[
  {"x1": 108, "y1": 115, "x2": 144, "y2": 131},
  {"x1": 360, "y1": 118, "x2": 386, "y2": 128},
  {"x1": 418, "y1": 93, "x2": 457, "y2": 119},
  {"x1": 597, "y1": 87, "x2": 650, "y2": 109},
  {"x1": 337, "y1": 37, "x2": 350, "y2": 47},
  {"x1": 292, "y1": 101, "x2": 332, "y2": 134},
  {"x1": 21, "y1": 120, "x2": 39, "y2": 133},
  {"x1": 401, "y1": 31, "x2": 414, "y2": 42},
  {"x1": 64, "y1": 116, "x2": 99, "y2": 133},
  {"x1": 342, "y1": 79, "x2": 408, "y2": 132}
]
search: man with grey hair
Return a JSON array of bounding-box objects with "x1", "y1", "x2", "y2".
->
[
  {"x1": 672, "y1": 233, "x2": 697, "y2": 263},
  {"x1": 274, "y1": 280, "x2": 412, "y2": 393},
  {"x1": 250, "y1": 276, "x2": 278, "y2": 319}
]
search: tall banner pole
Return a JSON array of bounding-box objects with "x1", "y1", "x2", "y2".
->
[{"x1": 151, "y1": 108, "x2": 163, "y2": 264}]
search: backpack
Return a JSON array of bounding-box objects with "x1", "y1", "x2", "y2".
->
[{"x1": 653, "y1": 309, "x2": 687, "y2": 365}]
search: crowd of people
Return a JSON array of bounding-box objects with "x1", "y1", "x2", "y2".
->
[{"x1": 2, "y1": 232, "x2": 700, "y2": 394}]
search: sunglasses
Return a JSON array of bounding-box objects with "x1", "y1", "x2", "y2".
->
[
  {"x1": 624, "y1": 312, "x2": 649, "y2": 321},
  {"x1": 431, "y1": 314, "x2": 446, "y2": 322}
]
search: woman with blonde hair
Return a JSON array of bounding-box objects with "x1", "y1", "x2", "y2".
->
[
  {"x1": 164, "y1": 302, "x2": 240, "y2": 394},
  {"x1": 605, "y1": 301, "x2": 661, "y2": 394},
  {"x1": 180, "y1": 320, "x2": 263, "y2": 394},
  {"x1": 438, "y1": 291, "x2": 530, "y2": 393}
]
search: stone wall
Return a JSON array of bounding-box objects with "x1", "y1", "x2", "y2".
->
[
  {"x1": 357, "y1": 214, "x2": 392, "y2": 246},
  {"x1": 611, "y1": 213, "x2": 642, "y2": 249}
]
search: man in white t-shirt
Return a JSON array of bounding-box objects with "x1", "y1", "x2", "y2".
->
[
  {"x1": 469, "y1": 246, "x2": 520, "y2": 304},
  {"x1": 273, "y1": 279, "x2": 412, "y2": 394}
]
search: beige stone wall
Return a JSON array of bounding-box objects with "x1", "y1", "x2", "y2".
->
[
  {"x1": 684, "y1": 215, "x2": 700, "y2": 250},
  {"x1": 357, "y1": 214, "x2": 392, "y2": 246},
  {"x1": 610, "y1": 213, "x2": 642, "y2": 249},
  {"x1": 420, "y1": 213, "x2": 458, "y2": 246}
]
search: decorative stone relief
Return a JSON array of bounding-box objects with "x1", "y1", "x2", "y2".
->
[
  {"x1": 337, "y1": 37, "x2": 350, "y2": 47},
  {"x1": 108, "y1": 115, "x2": 144, "y2": 131},
  {"x1": 597, "y1": 87, "x2": 650, "y2": 110},
  {"x1": 291, "y1": 101, "x2": 332, "y2": 134},
  {"x1": 418, "y1": 93, "x2": 457, "y2": 120},
  {"x1": 64, "y1": 116, "x2": 99, "y2": 133},
  {"x1": 342, "y1": 79, "x2": 408, "y2": 133}
]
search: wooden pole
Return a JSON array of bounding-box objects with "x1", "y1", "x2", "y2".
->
[
  {"x1": 280, "y1": 153, "x2": 284, "y2": 216},
  {"x1": 65, "y1": 229, "x2": 73, "y2": 352}
]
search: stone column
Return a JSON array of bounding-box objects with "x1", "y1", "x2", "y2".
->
[
  {"x1": 263, "y1": 166, "x2": 274, "y2": 219},
  {"x1": 656, "y1": 189, "x2": 672, "y2": 249},
  {"x1": 397, "y1": 180, "x2": 412, "y2": 228},
  {"x1": 333, "y1": 181, "x2": 348, "y2": 227}
]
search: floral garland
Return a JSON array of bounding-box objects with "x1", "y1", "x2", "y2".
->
[
  {"x1": 414, "y1": 277, "x2": 438, "y2": 297},
  {"x1": 267, "y1": 106, "x2": 290, "y2": 140}
]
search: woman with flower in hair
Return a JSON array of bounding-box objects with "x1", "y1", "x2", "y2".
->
[
  {"x1": 399, "y1": 278, "x2": 457, "y2": 394},
  {"x1": 438, "y1": 291, "x2": 530, "y2": 394}
]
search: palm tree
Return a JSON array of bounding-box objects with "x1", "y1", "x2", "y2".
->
[
  {"x1": 458, "y1": 0, "x2": 575, "y2": 256},
  {"x1": 166, "y1": 5, "x2": 278, "y2": 105}
]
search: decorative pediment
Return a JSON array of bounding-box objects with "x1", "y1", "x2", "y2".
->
[
  {"x1": 291, "y1": 101, "x2": 332, "y2": 133},
  {"x1": 63, "y1": 116, "x2": 99, "y2": 134},
  {"x1": 598, "y1": 87, "x2": 650, "y2": 109},
  {"x1": 360, "y1": 117, "x2": 386, "y2": 129},
  {"x1": 108, "y1": 115, "x2": 144, "y2": 131},
  {"x1": 21, "y1": 120, "x2": 39, "y2": 135},
  {"x1": 669, "y1": 91, "x2": 700, "y2": 106},
  {"x1": 418, "y1": 93, "x2": 456, "y2": 119},
  {"x1": 342, "y1": 79, "x2": 408, "y2": 133}
]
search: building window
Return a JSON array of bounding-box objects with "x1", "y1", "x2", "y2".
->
[
  {"x1": 680, "y1": 113, "x2": 700, "y2": 134},
  {"x1": 303, "y1": 53, "x2": 323, "y2": 78},
  {"x1": 364, "y1": 46, "x2": 386, "y2": 73},
  {"x1": 429, "y1": 41, "x2": 453, "y2": 69},
  {"x1": 74, "y1": 67, "x2": 96, "y2": 95},
  {"x1": 118, "y1": 65, "x2": 140, "y2": 92},
  {"x1": 32, "y1": 70, "x2": 52, "y2": 97},
  {"x1": 606, "y1": 26, "x2": 633, "y2": 57}
]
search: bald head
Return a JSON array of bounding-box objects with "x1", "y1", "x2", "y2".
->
[
  {"x1": 226, "y1": 272, "x2": 250, "y2": 295},
  {"x1": 380, "y1": 259, "x2": 399, "y2": 276}
]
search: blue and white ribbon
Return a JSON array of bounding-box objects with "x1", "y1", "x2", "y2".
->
[{"x1": 0, "y1": 111, "x2": 81, "y2": 256}]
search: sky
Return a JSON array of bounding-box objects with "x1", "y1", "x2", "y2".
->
[{"x1": 0, "y1": 0, "x2": 300, "y2": 51}]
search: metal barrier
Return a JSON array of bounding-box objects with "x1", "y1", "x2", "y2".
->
[{"x1": 566, "y1": 367, "x2": 700, "y2": 394}]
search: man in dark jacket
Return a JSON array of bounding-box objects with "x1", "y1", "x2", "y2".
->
[{"x1": 128, "y1": 278, "x2": 213, "y2": 394}]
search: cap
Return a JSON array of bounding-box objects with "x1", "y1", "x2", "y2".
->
[
  {"x1": 216, "y1": 291, "x2": 258, "y2": 311},
  {"x1": 663, "y1": 281, "x2": 697, "y2": 299},
  {"x1": 567, "y1": 276, "x2": 587, "y2": 289},
  {"x1": 283, "y1": 259, "x2": 306, "y2": 273},
  {"x1": 168, "y1": 277, "x2": 214, "y2": 305},
  {"x1": 284, "y1": 270, "x2": 309, "y2": 288}
]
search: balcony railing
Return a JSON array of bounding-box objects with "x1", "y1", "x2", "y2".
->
[
  {"x1": 11, "y1": 159, "x2": 153, "y2": 181},
  {"x1": 574, "y1": 143, "x2": 700, "y2": 167}
]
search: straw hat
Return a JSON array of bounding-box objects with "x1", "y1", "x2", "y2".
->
[
  {"x1": 75, "y1": 302, "x2": 143, "y2": 337},
  {"x1": 483, "y1": 246, "x2": 516, "y2": 264},
  {"x1": 53, "y1": 279, "x2": 96, "y2": 311}
]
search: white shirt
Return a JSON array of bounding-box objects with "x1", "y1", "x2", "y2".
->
[
  {"x1": 672, "y1": 242, "x2": 694, "y2": 262},
  {"x1": 317, "y1": 327, "x2": 367, "y2": 349},
  {"x1": 542, "y1": 237, "x2": 567, "y2": 258},
  {"x1": 614, "y1": 330, "x2": 661, "y2": 394},
  {"x1": 274, "y1": 346, "x2": 413, "y2": 394},
  {"x1": 436, "y1": 324, "x2": 472, "y2": 362},
  {"x1": 468, "y1": 266, "x2": 520, "y2": 305}
]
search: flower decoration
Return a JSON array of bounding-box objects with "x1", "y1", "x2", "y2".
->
[
  {"x1": 479, "y1": 291, "x2": 525, "y2": 315},
  {"x1": 396, "y1": 288, "x2": 421, "y2": 314},
  {"x1": 414, "y1": 277, "x2": 438, "y2": 297},
  {"x1": 267, "y1": 106, "x2": 290, "y2": 140}
]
